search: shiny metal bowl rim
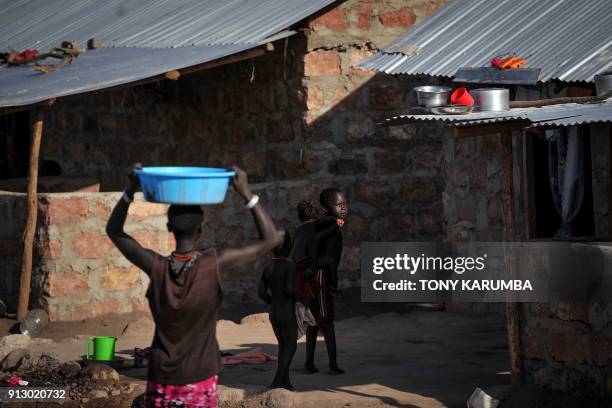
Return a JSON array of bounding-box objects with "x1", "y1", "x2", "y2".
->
[{"x1": 414, "y1": 86, "x2": 452, "y2": 94}]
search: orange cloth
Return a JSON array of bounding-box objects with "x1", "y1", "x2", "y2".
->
[{"x1": 221, "y1": 348, "x2": 277, "y2": 365}]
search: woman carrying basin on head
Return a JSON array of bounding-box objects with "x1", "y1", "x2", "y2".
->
[{"x1": 106, "y1": 164, "x2": 279, "y2": 408}]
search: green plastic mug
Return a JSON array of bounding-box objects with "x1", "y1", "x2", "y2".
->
[{"x1": 86, "y1": 336, "x2": 117, "y2": 361}]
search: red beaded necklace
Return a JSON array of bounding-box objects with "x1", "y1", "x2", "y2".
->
[{"x1": 172, "y1": 251, "x2": 196, "y2": 261}]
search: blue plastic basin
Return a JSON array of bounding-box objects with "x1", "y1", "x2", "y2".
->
[{"x1": 134, "y1": 167, "x2": 235, "y2": 205}]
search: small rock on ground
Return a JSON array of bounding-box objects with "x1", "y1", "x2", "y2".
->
[
  {"x1": 38, "y1": 351, "x2": 60, "y2": 364},
  {"x1": 1, "y1": 348, "x2": 31, "y2": 370},
  {"x1": 0, "y1": 334, "x2": 31, "y2": 358},
  {"x1": 84, "y1": 364, "x2": 120, "y2": 382},
  {"x1": 217, "y1": 320, "x2": 238, "y2": 329},
  {"x1": 90, "y1": 389, "x2": 109, "y2": 399},
  {"x1": 122, "y1": 382, "x2": 141, "y2": 395},
  {"x1": 0, "y1": 334, "x2": 31, "y2": 348},
  {"x1": 218, "y1": 384, "x2": 268, "y2": 404},
  {"x1": 240, "y1": 313, "x2": 269, "y2": 325},
  {"x1": 265, "y1": 388, "x2": 295, "y2": 408},
  {"x1": 60, "y1": 361, "x2": 82, "y2": 377}
]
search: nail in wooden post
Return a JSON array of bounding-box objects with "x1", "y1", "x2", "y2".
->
[{"x1": 17, "y1": 108, "x2": 44, "y2": 321}]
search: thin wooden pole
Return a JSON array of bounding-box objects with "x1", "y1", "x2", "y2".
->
[
  {"x1": 608, "y1": 126, "x2": 612, "y2": 235},
  {"x1": 500, "y1": 131, "x2": 524, "y2": 385},
  {"x1": 522, "y1": 133, "x2": 536, "y2": 240},
  {"x1": 17, "y1": 108, "x2": 44, "y2": 321}
]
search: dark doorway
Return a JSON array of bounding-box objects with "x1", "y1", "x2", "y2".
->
[
  {"x1": 0, "y1": 111, "x2": 30, "y2": 179},
  {"x1": 530, "y1": 127, "x2": 595, "y2": 238}
]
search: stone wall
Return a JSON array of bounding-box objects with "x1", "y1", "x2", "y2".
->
[
  {"x1": 440, "y1": 132, "x2": 525, "y2": 316},
  {"x1": 521, "y1": 300, "x2": 612, "y2": 397},
  {"x1": 0, "y1": 192, "x2": 172, "y2": 320},
  {"x1": 39, "y1": 193, "x2": 172, "y2": 321},
  {"x1": 443, "y1": 134, "x2": 511, "y2": 242}
]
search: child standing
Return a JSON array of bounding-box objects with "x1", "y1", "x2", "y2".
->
[
  {"x1": 303, "y1": 188, "x2": 348, "y2": 375},
  {"x1": 259, "y1": 230, "x2": 309, "y2": 391}
]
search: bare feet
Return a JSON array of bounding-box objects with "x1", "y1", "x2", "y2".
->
[
  {"x1": 329, "y1": 365, "x2": 345, "y2": 375},
  {"x1": 303, "y1": 365, "x2": 319, "y2": 374}
]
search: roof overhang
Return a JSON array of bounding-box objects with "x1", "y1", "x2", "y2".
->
[{"x1": 382, "y1": 99, "x2": 612, "y2": 137}]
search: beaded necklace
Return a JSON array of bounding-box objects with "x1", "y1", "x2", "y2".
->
[{"x1": 168, "y1": 251, "x2": 202, "y2": 277}]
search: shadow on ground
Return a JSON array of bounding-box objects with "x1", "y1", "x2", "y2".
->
[{"x1": 210, "y1": 310, "x2": 510, "y2": 407}]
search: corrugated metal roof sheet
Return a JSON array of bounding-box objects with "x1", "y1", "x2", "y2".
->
[
  {"x1": 0, "y1": 0, "x2": 336, "y2": 108},
  {"x1": 0, "y1": 45, "x2": 254, "y2": 108},
  {"x1": 384, "y1": 99, "x2": 612, "y2": 128},
  {"x1": 0, "y1": 0, "x2": 335, "y2": 50},
  {"x1": 357, "y1": 0, "x2": 612, "y2": 82}
]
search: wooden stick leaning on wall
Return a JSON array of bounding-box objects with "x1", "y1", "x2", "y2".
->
[
  {"x1": 17, "y1": 107, "x2": 45, "y2": 321},
  {"x1": 500, "y1": 131, "x2": 524, "y2": 385}
]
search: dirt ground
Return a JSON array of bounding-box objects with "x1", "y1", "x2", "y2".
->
[
  {"x1": 3, "y1": 302, "x2": 608, "y2": 408},
  {"x1": 215, "y1": 310, "x2": 510, "y2": 407},
  {"x1": 2, "y1": 305, "x2": 510, "y2": 408}
]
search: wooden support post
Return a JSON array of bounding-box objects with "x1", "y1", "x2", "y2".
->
[
  {"x1": 500, "y1": 131, "x2": 524, "y2": 385},
  {"x1": 608, "y1": 126, "x2": 612, "y2": 235},
  {"x1": 522, "y1": 132, "x2": 536, "y2": 240},
  {"x1": 17, "y1": 108, "x2": 44, "y2": 321}
]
